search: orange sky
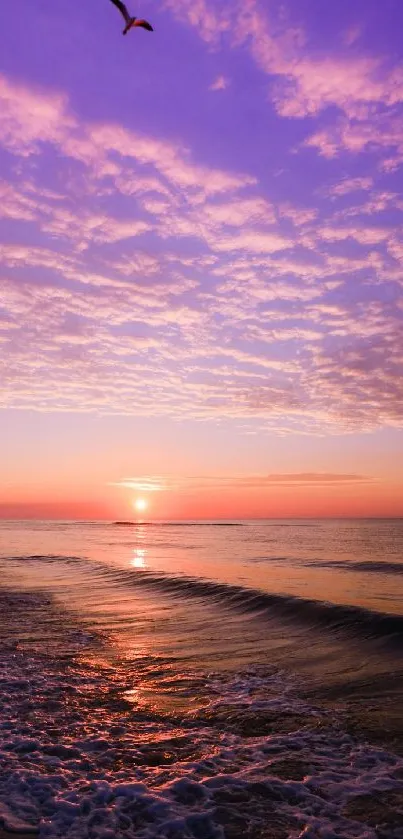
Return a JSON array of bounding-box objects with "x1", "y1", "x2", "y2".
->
[{"x1": 1, "y1": 473, "x2": 402, "y2": 519}]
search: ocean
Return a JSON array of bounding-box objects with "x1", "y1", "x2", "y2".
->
[{"x1": 1, "y1": 518, "x2": 403, "y2": 838}]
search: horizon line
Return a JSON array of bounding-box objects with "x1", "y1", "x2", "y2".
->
[{"x1": 0, "y1": 516, "x2": 402, "y2": 523}]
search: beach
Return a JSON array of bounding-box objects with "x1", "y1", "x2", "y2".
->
[{"x1": 1, "y1": 519, "x2": 403, "y2": 838}]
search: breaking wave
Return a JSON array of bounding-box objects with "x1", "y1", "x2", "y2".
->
[{"x1": 8, "y1": 555, "x2": 403, "y2": 649}]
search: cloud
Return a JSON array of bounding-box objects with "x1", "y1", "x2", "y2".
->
[
  {"x1": 168, "y1": 0, "x2": 403, "y2": 120},
  {"x1": 278, "y1": 204, "x2": 317, "y2": 226},
  {"x1": 328, "y1": 177, "x2": 373, "y2": 197},
  {"x1": 164, "y1": 0, "x2": 403, "y2": 175},
  {"x1": 0, "y1": 74, "x2": 74, "y2": 156},
  {"x1": 211, "y1": 230, "x2": 291, "y2": 254},
  {"x1": 163, "y1": 0, "x2": 235, "y2": 44},
  {"x1": 305, "y1": 111, "x2": 403, "y2": 166},
  {"x1": 209, "y1": 75, "x2": 230, "y2": 92},
  {"x1": 342, "y1": 25, "x2": 362, "y2": 48},
  {"x1": 112, "y1": 472, "x2": 376, "y2": 493},
  {"x1": 0, "y1": 181, "x2": 40, "y2": 221},
  {"x1": 271, "y1": 55, "x2": 400, "y2": 120},
  {"x1": 318, "y1": 225, "x2": 391, "y2": 246},
  {"x1": 0, "y1": 68, "x2": 403, "y2": 434},
  {"x1": 111, "y1": 478, "x2": 168, "y2": 492},
  {"x1": 0, "y1": 73, "x2": 255, "y2": 200}
]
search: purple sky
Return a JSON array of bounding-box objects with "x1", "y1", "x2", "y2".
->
[{"x1": 1, "y1": 0, "x2": 403, "y2": 516}]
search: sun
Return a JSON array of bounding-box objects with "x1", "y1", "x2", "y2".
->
[{"x1": 133, "y1": 497, "x2": 148, "y2": 513}]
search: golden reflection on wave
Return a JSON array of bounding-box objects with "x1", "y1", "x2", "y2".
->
[{"x1": 132, "y1": 548, "x2": 147, "y2": 569}]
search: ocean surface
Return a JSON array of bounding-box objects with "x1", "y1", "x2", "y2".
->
[{"x1": 1, "y1": 518, "x2": 403, "y2": 838}]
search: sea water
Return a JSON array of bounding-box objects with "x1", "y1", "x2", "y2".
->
[{"x1": 0, "y1": 519, "x2": 403, "y2": 838}]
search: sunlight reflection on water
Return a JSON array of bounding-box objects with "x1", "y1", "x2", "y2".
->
[{"x1": 132, "y1": 548, "x2": 147, "y2": 568}]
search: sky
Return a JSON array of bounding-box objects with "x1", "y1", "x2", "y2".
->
[{"x1": 0, "y1": 0, "x2": 403, "y2": 519}]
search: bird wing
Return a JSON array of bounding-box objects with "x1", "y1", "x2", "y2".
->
[
  {"x1": 135, "y1": 18, "x2": 153, "y2": 30},
  {"x1": 109, "y1": 0, "x2": 131, "y2": 24}
]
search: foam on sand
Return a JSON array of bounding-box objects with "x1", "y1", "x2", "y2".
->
[{"x1": 1, "y1": 589, "x2": 403, "y2": 838}]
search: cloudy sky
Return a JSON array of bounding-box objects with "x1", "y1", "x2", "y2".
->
[{"x1": 1, "y1": 0, "x2": 403, "y2": 518}]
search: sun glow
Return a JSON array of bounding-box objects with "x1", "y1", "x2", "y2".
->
[
  {"x1": 132, "y1": 548, "x2": 147, "y2": 568},
  {"x1": 134, "y1": 497, "x2": 148, "y2": 513}
]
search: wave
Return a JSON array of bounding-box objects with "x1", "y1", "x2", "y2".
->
[
  {"x1": 112, "y1": 521, "x2": 244, "y2": 527},
  {"x1": 8, "y1": 554, "x2": 82, "y2": 564},
  {"x1": 6, "y1": 555, "x2": 403, "y2": 649},
  {"x1": 247, "y1": 557, "x2": 403, "y2": 575},
  {"x1": 127, "y1": 570, "x2": 403, "y2": 646},
  {"x1": 304, "y1": 559, "x2": 403, "y2": 575}
]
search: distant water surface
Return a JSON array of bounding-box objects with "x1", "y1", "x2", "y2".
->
[{"x1": 1, "y1": 517, "x2": 403, "y2": 613}]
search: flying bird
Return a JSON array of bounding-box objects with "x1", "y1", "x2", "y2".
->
[{"x1": 109, "y1": 0, "x2": 153, "y2": 34}]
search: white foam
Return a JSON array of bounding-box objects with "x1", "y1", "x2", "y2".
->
[{"x1": 1, "y1": 647, "x2": 403, "y2": 839}]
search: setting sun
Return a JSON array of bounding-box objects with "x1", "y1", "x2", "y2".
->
[{"x1": 133, "y1": 498, "x2": 148, "y2": 513}]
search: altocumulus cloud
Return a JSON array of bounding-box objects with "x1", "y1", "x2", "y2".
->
[{"x1": 1, "y1": 0, "x2": 403, "y2": 438}]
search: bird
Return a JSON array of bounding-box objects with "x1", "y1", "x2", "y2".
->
[{"x1": 109, "y1": 0, "x2": 153, "y2": 34}]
